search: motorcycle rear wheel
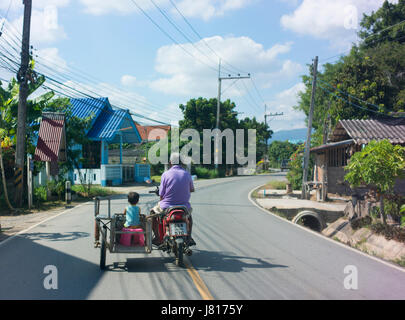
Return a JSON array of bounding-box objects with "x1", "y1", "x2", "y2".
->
[{"x1": 175, "y1": 242, "x2": 184, "y2": 266}]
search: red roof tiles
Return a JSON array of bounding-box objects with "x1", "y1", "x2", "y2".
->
[{"x1": 34, "y1": 113, "x2": 66, "y2": 162}]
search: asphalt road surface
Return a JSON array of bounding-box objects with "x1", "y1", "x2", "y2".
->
[{"x1": 1, "y1": 173, "x2": 405, "y2": 300}]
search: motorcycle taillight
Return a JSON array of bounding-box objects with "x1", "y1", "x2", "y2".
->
[{"x1": 170, "y1": 211, "x2": 185, "y2": 221}]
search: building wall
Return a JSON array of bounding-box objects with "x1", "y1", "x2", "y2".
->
[
  {"x1": 394, "y1": 177, "x2": 405, "y2": 196},
  {"x1": 327, "y1": 167, "x2": 351, "y2": 195},
  {"x1": 73, "y1": 168, "x2": 101, "y2": 185}
]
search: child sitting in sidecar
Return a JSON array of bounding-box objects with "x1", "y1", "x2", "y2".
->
[{"x1": 120, "y1": 192, "x2": 146, "y2": 246}]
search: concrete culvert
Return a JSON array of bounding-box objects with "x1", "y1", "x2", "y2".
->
[{"x1": 292, "y1": 211, "x2": 325, "y2": 232}]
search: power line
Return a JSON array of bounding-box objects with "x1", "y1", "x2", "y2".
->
[
  {"x1": 320, "y1": 19, "x2": 405, "y2": 63},
  {"x1": 167, "y1": 0, "x2": 247, "y2": 75},
  {"x1": 317, "y1": 78, "x2": 380, "y2": 110},
  {"x1": 0, "y1": 13, "x2": 178, "y2": 122},
  {"x1": 250, "y1": 76, "x2": 266, "y2": 105},
  {"x1": 0, "y1": 21, "x2": 176, "y2": 124},
  {"x1": 130, "y1": 0, "x2": 218, "y2": 73},
  {"x1": 317, "y1": 83, "x2": 395, "y2": 117},
  {"x1": 233, "y1": 81, "x2": 262, "y2": 114},
  {"x1": 240, "y1": 79, "x2": 263, "y2": 112},
  {"x1": 148, "y1": 0, "x2": 234, "y2": 75},
  {"x1": 0, "y1": 41, "x2": 172, "y2": 126}
]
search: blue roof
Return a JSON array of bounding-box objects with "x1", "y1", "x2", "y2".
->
[
  {"x1": 69, "y1": 97, "x2": 142, "y2": 144},
  {"x1": 69, "y1": 97, "x2": 109, "y2": 120}
]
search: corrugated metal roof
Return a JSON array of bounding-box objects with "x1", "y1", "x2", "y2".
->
[
  {"x1": 88, "y1": 108, "x2": 126, "y2": 141},
  {"x1": 69, "y1": 97, "x2": 142, "y2": 143},
  {"x1": 34, "y1": 112, "x2": 66, "y2": 162},
  {"x1": 330, "y1": 118, "x2": 405, "y2": 144},
  {"x1": 310, "y1": 139, "x2": 354, "y2": 153},
  {"x1": 69, "y1": 97, "x2": 109, "y2": 120}
]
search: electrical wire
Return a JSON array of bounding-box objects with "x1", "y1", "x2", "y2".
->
[
  {"x1": 0, "y1": 40, "x2": 173, "y2": 126},
  {"x1": 317, "y1": 83, "x2": 395, "y2": 117},
  {"x1": 167, "y1": 0, "x2": 247, "y2": 75},
  {"x1": 0, "y1": 20, "x2": 176, "y2": 124},
  {"x1": 320, "y1": 19, "x2": 405, "y2": 63},
  {"x1": 317, "y1": 78, "x2": 380, "y2": 111},
  {"x1": 130, "y1": 0, "x2": 218, "y2": 74}
]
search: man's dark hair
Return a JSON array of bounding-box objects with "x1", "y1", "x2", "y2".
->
[{"x1": 128, "y1": 192, "x2": 139, "y2": 205}]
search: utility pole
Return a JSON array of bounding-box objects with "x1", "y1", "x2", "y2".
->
[
  {"x1": 302, "y1": 56, "x2": 318, "y2": 199},
  {"x1": 14, "y1": 0, "x2": 32, "y2": 207},
  {"x1": 215, "y1": 60, "x2": 250, "y2": 169},
  {"x1": 264, "y1": 108, "x2": 283, "y2": 171}
]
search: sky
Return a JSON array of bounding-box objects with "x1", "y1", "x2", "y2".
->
[{"x1": 0, "y1": 0, "x2": 397, "y2": 132}]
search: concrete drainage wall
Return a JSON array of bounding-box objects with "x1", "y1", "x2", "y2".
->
[{"x1": 292, "y1": 210, "x2": 326, "y2": 232}]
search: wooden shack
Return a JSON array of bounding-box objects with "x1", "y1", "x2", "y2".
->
[{"x1": 310, "y1": 118, "x2": 405, "y2": 198}]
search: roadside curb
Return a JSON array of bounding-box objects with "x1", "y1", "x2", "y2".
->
[{"x1": 248, "y1": 185, "x2": 405, "y2": 273}]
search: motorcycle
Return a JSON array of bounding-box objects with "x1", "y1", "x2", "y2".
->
[{"x1": 147, "y1": 181, "x2": 194, "y2": 266}]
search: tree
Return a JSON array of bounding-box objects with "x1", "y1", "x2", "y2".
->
[
  {"x1": 296, "y1": 0, "x2": 405, "y2": 147},
  {"x1": 0, "y1": 75, "x2": 47, "y2": 209},
  {"x1": 179, "y1": 97, "x2": 239, "y2": 133},
  {"x1": 344, "y1": 140, "x2": 405, "y2": 224},
  {"x1": 238, "y1": 117, "x2": 272, "y2": 164},
  {"x1": 359, "y1": 0, "x2": 405, "y2": 49},
  {"x1": 267, "y1": 141, "x2": 300, "y2": 168},
  {"x1": 178, "y1": 97, "x2": 271, "y2": 173}
]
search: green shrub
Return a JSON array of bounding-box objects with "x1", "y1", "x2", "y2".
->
[
  {"x1": 47, "y1": 179, "x2": 66, "y2": 200},
  {"x1": 194, "y1": 167, "x2": 210, "y2": 179},
  {"x1": 71, "y1": 185, "x2": 116, "y2": 197},
  {"x1": 400, "y1": 205, "x2": 405, "y2": 227},
  {"x1": 371, "y1": 222, "x2": 405, "y2": 243},
  {"x1": 194, "y1": 166, "x2": 225, "y2": 179},
  {"x1": 286, "y1": 144, "x2": 311, "y2": 190},
  {"x1": 351, "y1": 216, "x2": 372, "y2": 230},
  {"x1": 267, "y1": 181, "x2": 287, "y2": 190},
  {"x1": 34, "y1": 186, "x2": 47, "y2": 204}
]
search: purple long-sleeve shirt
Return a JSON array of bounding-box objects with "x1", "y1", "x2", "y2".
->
[{"x1": 159, "y1": 165, "x2": 194, "y2": 210}]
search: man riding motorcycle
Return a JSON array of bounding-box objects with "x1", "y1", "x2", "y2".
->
[{"x1": 151, "y1": 152, "x2": 196, "y2": 247}]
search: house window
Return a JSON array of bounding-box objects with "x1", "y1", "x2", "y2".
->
[
  {"x1": 328, "y1": 146, "x2": 349, "y2": 167},
  {"x1": 94, "y1": 174, "x2": 97, "y2": 181},
  {"x1": 74, "y1": 174, "x2": 77, "y2": 181}
]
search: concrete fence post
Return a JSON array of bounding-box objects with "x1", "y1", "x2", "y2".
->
[{"x1": 65, "y1": 181, "x2": 71, "y2": 204}]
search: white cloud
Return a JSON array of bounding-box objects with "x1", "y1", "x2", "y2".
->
[
  {"x1": 121, "y1": 75, "x2": 138, "y2": 87},
  {"x1": 173, "y1": 0, "x2": 253, "y2": 21},
  {"x1": 35, "y1": 48, "x2": 67, "y2": 73},
  {"x1": 78, "y1": 0, "x2": 252, "y2": 20},
  {"x1": 0, "y1": 0, "x2": 70, "y2": 13},
  {"x1": 10, "y1": 8, "x2": 66, "y2": 46},
  {"x1": 265, "y1": 82, "x2": 306, "y2": 131},
  {"x1": 78, "y1": 0, "x2": 168, "y2": 16},
  {"x1": 280, "y1": 0, "x2": 398, "y2": 49},
  {"x1": 149, "y1": 36, "x2": 301, "y2": 97}
]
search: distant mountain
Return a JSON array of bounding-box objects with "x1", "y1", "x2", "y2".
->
[{"x1": 268, "y1": 128, "x2": 307, "y2": 144}]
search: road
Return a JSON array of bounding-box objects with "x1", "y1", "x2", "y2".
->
[{"x1": 1, "y1": 173, "x2": 405, "y2": 300}]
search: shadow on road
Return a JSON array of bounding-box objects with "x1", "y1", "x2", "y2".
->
[
  {"x1": 0, "y1": 236, "x2": 103, "y2": 299},
  {"x1": 189, "y1": 249, "x2": 288, "y2": 273},
  {"x1": 19, "y1": 231, "x2": 90, "y2": 242},
  {"x1": 105, "y1": 256, "x2": 184, "y2": 273}
]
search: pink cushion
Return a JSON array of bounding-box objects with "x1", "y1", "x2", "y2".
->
[{"x1": 120, "y1": 228, "x2": 145, "y2": 246}]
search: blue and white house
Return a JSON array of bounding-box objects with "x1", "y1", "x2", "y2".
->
[{"x1": 69, "y1": 97, "x2": 150, "y2": 186}]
